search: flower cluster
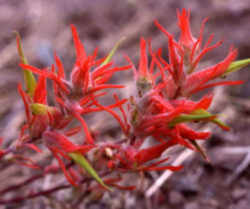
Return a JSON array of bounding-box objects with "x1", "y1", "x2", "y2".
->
[{"x1": 0, "y1": 9, "x2": 248, "y2": 196}]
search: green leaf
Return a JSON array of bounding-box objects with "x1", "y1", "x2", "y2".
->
[
  {"x1": 68, "y1": 152, "x2": 112, "y2": 191},
  {"x1": 169, "y1": 109, "x2": 230, "y2": 130},
  {"x1": 15, "y1": 32, "x2": 37, "y2": 97},
  {"x1": 221, "y1": 58, "x2": 250, "y2": 78},
  {"x1": 169, "y1": 109, "x2": 213, "y2": 127},
  {"x1": 101, "y1": 36, "x2": 126, "y2": 66},
  {"x1": 193, "y1": 109, "x2": 230, "y2": 130}
]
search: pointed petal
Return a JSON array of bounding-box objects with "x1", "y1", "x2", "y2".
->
[
  {"x1": 54, "y1": 53, "x2": 65, "y2": 79},
  {"x1": 134, "y1": 140, "x2": 177, "y2": 165},
  {"x1": 183, "y1": 49, "x2": 237, "y2": 96},
  {"x1": 71, "y1": 25, "x2": 86, "y2": 61},
  {"x1": 189, "y1": 80, "x2": 243, "y2": 94},
  {"x1": 179, "y1": 124, "x2": 211, "y2": 140},
  {"x1": 17, "y1": 84, "x2": 31, "y2": 122},
  {"x1": 177, "y1": 9, "x2": 195, "y2": 49},
  {"x1": 139, "y1": 38, "x2": 148, "y2": 77},
  {"x1": 51, "y1": 148, "x2": 77, "y2": 186},
  {"x1": 33, "y1": 76, "x2": 47, "y2": 104}
]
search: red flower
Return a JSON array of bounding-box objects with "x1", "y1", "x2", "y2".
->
[
  {"x1": 155, "y1": 9, "x2": 243, "y2": 98},
  {"x1": 70, "y1": 25, "x2": 130, "y2": 96},
  {"x1": 125, "y1": 38, "x2": 157, "y2": 98},
  {"x1": 177, "y1": 9, "x2": 197, "y2": 51},
  {"x1": 8, "y1": 9, "x2": 245, "y2": 193}
]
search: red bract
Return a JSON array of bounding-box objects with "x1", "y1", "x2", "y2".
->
[
  {"x1": 43, "y1": 130, "x2": 96, "y2": 186},
  {"x1": 109, "y1": 140, "x2": 182, "y2": 172},
  {"x1": 134, "y1": 140, "x2": 177, "y2": 165},
  {"x1": 182, "y1": 49, "x2": 242, "y2": 95},
  {"x1": 17, "y1": 79, "x2": 64, "y2": 141},
  {"x1": 103, "y1": 177, "x2": 136, "y2": 191},
  {"x1": 43, "y1": 130, "x2": 94, "y2": 154},
  {"x1": 33, "y1": 76, "x2": 47, "y2": 104},
  {"x1": 177, "y1": 9, "x2": 197, "y2": 51}
]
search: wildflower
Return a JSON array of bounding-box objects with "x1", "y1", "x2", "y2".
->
[
  {"x1": 19, "y1": 25, "x2": 131, "y2": 145},
  {"x1": 155, "y1": 9, "x2": 243, "y2": 98},
  {"x1": 4, "y1": 9, "x2": 247, "y2": 196},
  {"x1": 70, "y1": 24, "x2": 130, "y2": 97}
]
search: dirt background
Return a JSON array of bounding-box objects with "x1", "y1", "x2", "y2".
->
[{"x1": 0, "y1": 0, "x2": 250, "y2": 208}]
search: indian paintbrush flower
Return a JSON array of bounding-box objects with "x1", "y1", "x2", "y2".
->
[{"x1": 1, "y1": 8, "x2": 249, "y2": 198}]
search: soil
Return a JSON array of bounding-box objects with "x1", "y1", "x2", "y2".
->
[{"x1": 0, "y1": 0, "x2": 250, "y2": 208}]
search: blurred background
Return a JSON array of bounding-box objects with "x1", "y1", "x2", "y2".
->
[{"x1": 0, "y1": 0, "x2": 250, "y2": 208}]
